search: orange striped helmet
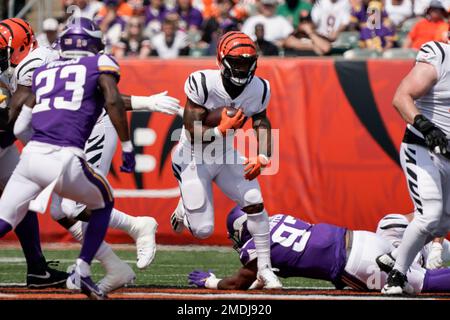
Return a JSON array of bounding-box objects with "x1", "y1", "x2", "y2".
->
[
  {"x1": 217, "y1": 31, "x2": 258, "y2": 86},
  {"x1": 0, "y1": 18, "x2": 37, "y2": 73}
]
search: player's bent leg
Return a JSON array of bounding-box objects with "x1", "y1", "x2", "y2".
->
[
  {"x1": 171, "y1": 156, "x2": 215, "y2": 239},
  {"x1": 384, "y1": 144, "x2": 444, "y2": 295},
  {"x1": 60, "y1": 158, "x2": 115, "y2": 300},
  {"x1": 82, "y1": 121, "x2": 158, "y2": 269}
]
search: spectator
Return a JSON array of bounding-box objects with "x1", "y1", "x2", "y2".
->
[
  {"x1": 36, "y1": 18, "x2": 59, "y2": 48},
  {"x1": 385, "y1": 0, "x2": 413, "y2": 27},
  {"x1": 276, "y1": 0, "x2": 313, "y2": 28},
  {"x1": 96, "y1": 0, "x2": 133, "y2": 45},
  {"x1": 173, "y1": 0, "x2": 204, "y2": 31},
  {"x1": 151, "y1": 14, "x2": 190, "y2": 59},
  {"x1": 67, "y1": 0, "x2": 103, "y2": 20},
  {"x1": 284, "y1": 13, "x2": 332, "y2": 56},
  {"x1": 311, "y1": 0, "x2": 352, "y2": 41},
  {"x1": 359, "y1": 1, "x2": 396, "y2": 51},
  {"x1": 241, "y1": 0, "x2": 294, "y2": 47},
  {"x1": 403, "y1": 0, "x2": 448, "y2": 49},
  {"x1": 201, "y1": 0, "x2": 240, "y2": 54},
  {"x1": 144, "y1": 0, "x2": 170, "y2": 38},
  {"x1": 255, "y1": 23, "x2": 279, "y2": 56},
  {"x1": 414, "y1": 0, "x2": 450, "y2": 16},
  {"x1": 114, "y1": 16, "x2": 151, "y2": 58}
]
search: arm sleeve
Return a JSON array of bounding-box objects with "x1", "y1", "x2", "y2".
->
[{"x1": 416, "y1": 41, "x2": 446, "y2": 78}]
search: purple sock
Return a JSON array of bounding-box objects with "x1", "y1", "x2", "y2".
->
[
  {"x1": 14, "y1": 211, "x2": 46, "y2": 272},
  {"x1": 79, "y1": 203, "x2": 113, "y2": 265},
  {"x1": 422, "y1": 269, "x2": 450, "y2": 292},
  {"x1": 0, "y1": 218, "x2": 12, "y2": 237}
]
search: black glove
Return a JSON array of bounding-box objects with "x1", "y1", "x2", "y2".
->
[{"x1": 413, "y1": 114, "x2": 448, "y2": 154}]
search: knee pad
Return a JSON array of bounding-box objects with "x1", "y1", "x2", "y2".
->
[
  {"x1": 243, "y1": 188, "x2": 263, "y2": 207},
  {"x1": 180, "y1": 179, "x2": 206, "y2": 211},
  {"x1": 191, "y1": 224, "x2": 214, "y2": 239}
]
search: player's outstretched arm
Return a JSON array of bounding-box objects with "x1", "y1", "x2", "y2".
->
[
  {"x1": 121, "y1": 92, "x2": 181, "y2": 115},
  {"x1": 7, "y1": 84, "x2": 32, "y2": 127},
  {"x1": 98, "y1": 73, "x2": 135, "y2": 173},
  {"x1": 188, "y1": 261, "x2": 258, "y2": 290}
]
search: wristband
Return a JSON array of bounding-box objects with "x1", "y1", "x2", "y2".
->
[
  {"x1": 258, "y1": 154, "x2": 270, "y2": 165},
  {"x1": 131, "y1": 95, "x2": 150, "y2": 110},
  {"x1": 205, "y1": 276, "x2": 221, "y2": 289},
  {"x1": 121, "y1": 140, "x2": 133, "y2": 152}
]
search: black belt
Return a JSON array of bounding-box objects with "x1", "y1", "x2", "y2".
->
[{"x1": 403, "y1": 128, "x2": 450, "y2": 161}]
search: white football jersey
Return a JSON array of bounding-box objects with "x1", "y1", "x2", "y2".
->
[
  {"x1": 413, "y1": 41, "x2": 450, "y2": 137},
  {"x1": 5, "y1": 46, "x2": 60, "y2": 93},
  {"x1": 179, "y1": 69, "x2": 270, "y2": 153}
]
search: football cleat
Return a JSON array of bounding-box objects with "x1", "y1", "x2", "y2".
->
[
  {"x1": 97, "y1": 259, "x2": 136, "y2": 293},
  {"x1": 27, "y1": 260, "x2": 69, "y2": 289},
  {"x1": 382, "y1": 269, "x2": 414, "y2": 295},
  {"x1": 67, "y1": 268, "x2": 107, "y2": 300},
  {"x1": 376, "y1": 253, "x2": 396, "y2": 273},
  {"x1": 129, "y1": 217, "x2": 158, "y2": 269},
  {"x1": 257, "y1": 265, "x2": 283, "y2": 289},
  {"x1": 170, "y1": 198, "x2": 186, "y2": 234}
]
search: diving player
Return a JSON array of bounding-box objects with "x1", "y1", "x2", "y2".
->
[{"x1": 188, "y1": 207, "x2": 450, "y2": 293}]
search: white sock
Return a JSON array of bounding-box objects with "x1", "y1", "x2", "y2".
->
[
  {"x1": 394, "y1": 220, "x2": 429, "y2": 274},
  {"x1": 68, "y1": 221, "x2": 120, "y2": 267},
  {"x1": 246, "y1": 209, "x2": 271, "y2": 271},
  {"x1": 76, "y1": 258, "x2": 91, "y2": 277},
  {"x1": 108, "y1": 208, "x2": 136, "y2": 234}
]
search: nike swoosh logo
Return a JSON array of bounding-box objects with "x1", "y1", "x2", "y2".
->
[{"x1": 28, "y1": 271, "x2": 51, "y2": 279}]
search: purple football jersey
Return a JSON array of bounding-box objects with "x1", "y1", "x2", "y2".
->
[
  {"x1": 240, "y1": 214, "x2": 347, "y2": 283},
  {"x1": 30, "y1": 54, "x2": 120, "y2": 149}
]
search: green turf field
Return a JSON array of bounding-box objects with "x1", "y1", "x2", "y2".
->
[{"x1": 0, "y1": 246, "x2": 332, "y2": 288}]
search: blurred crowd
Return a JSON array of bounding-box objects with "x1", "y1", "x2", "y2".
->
[{"x1": 18, "y1": 0, "x2": 450, "y2": 57}]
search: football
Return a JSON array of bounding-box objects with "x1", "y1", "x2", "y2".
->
[{"x1": 203, "y1": 106, "x2": 240, "y2": 127}]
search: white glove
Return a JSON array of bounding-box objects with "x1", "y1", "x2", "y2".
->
[
  {"x1": 131, "y1": 91, "x2": 181, "y2": 115},
  {"x1": 426, "y1": 242, "x2": 444, "y2": 269}
]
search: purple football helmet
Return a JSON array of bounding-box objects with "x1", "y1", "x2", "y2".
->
[
  {"x1": 59, "y1": 17, "x2": 104, "y2": 59},
  {"x1": 227, "y1": 206, "x2": 251, "y2": 251}
]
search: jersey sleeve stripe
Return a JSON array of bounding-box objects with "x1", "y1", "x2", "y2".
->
[
  {"x1": 189, "y1": 75, "x2": 198, "y2": 94},
  {"x1": 420, "y1": 47, "x2": 429, "y2": 54},
  {"x1": 17, "y1": 58, "x2": 42, "y2": 79},
  {"x1": 433, "y1": 41, "x2": 445, "y2": 63},
  {"x1": 98, "y1": 66, "x2": 120, "y2": 73},
  {"x1": 423, "y1": 44, "x2": 436, "y2": 55},
  {"x1": 200, "y1": 72, "x2": 208, "y2": 104},
  {"x1": 258, "y1": 77, "x2": 268, "y2": 105},
  {"x1": 379, "y1": 223, "x2": 408, "y2": 230}
]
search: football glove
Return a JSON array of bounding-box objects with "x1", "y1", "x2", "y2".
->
[
  {"x1": 188, "y1": 270, "x2": 220, "y2": 289},
  {"x1": 426, "y1": 242, "x2": 444, "y2": 270},
  {"x1": 120, "y1": 141, "x2": 135, "y2": 173},
  {"x1": 216, "y1": 108, "x2": 245, "y2": 136},
  {"x1": 244, "y1": 155, "x2": 270, "y2": 180},
  {"x1": 131, "y1": 91, "x2": 181, "y2": 115},
  {"x1": 413, "y1": 114, "x2": 448, "y2": 154}
]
